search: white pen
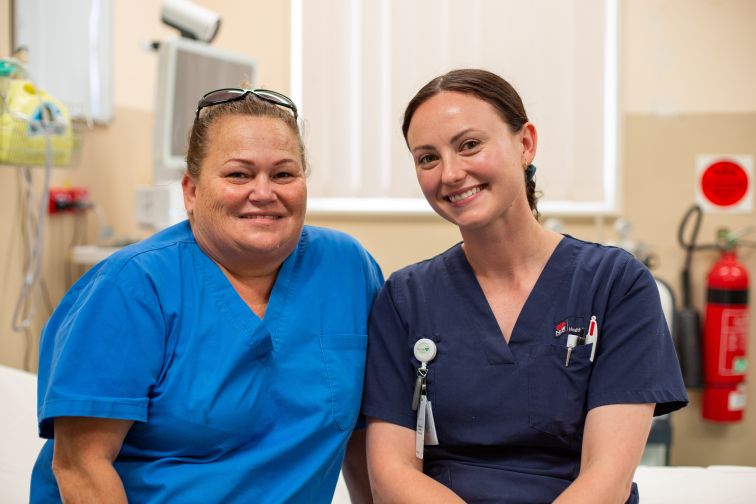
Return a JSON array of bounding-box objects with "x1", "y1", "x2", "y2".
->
[
  {"x1": 586, "y1": 315, "x2": 598, "y2": 362},
  {"x1": 565, "y1": 333, "x2": 578, "y2": 367}
]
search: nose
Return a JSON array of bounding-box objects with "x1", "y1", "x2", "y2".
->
[
  {"x1": 440, "y1": 155, "x2": 465, "y2": 186},
  {"x1": 249, "y1": 175, "x2": 276, "y2": 204}
]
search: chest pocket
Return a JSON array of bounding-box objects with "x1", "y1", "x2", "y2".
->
[
  {"x1": 527, "y1": 343, "x2": 593, "y2": 441},
  {"x1": 319, "y1": 333, "x2": 368, "y2": 431}
]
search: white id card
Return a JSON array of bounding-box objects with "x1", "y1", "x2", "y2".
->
[
  {"x1": 416, "y1": 396, "x2": 440, "y2": 459},
  {"x1": 424, "y1": 399, "x2": 439, "y2": 445},
  {"x1": 416, "y1": 395, "x2": 427, "y2": 459}
]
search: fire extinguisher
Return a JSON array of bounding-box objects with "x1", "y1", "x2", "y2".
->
[{"x1": 702, "y1": 229, "x2": 750, "y2": 423}]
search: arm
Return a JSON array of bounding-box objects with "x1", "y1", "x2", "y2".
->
[
  {"x1": 52, "y1": 417, "x2": 133, "y2": 504},
  {"x1": 554, "y1": 403, "x2": 654, "y2": 504},
  {"x1": 342, "y1": 428, "x2": 373, "y2": 504},
  {"x1": 366, "y1": 419, "x2": 465, "y2": 504}
]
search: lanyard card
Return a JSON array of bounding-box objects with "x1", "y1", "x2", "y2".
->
[
  {"x1": 416, "y1": 396, "x2": 440, "y2": 459},
  {"x1": 416, "y1": 395, "x2": 427, "y2": 459},
  {"x1": 424, "y1": 400, "x2": 439, "y2": 446}
]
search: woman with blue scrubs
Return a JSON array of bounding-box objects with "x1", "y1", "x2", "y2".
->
[
  {"x1": 362, "y1": 69, "x2": 687, "y2": 503},
  {"x1": 31, "y1": 89, "x2": 382, "y2": 503}
]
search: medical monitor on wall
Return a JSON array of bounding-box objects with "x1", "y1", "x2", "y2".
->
[{"x1": 153, "y1": 37, "x2": 256, "y2": 182}]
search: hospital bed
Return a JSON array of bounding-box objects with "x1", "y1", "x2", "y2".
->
[
  {"x1": 3, "y1": 364, "x2": 755, "y2": 503},
  {"x1": 335, "y1": 466, "x2": 756, "y2": 504},
  {"x1": 0, "y1": 364, "x2": 45, "y2": 503}
]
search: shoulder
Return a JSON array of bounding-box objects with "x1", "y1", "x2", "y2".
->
[
  {"x1": 96, "y1": 221, "x2": 196, "y2": 277},
  {"x1": 565, "y1": 235, "x2": 633, "y2": 265},
  {"x1": 302, "y1": 225, "x2": 375, "y2": 263},
  {"x1": 48, "y1": 225, "x2": 197, "y2": 330},
  {"x1": 303, "y1": 225, "x2": 365, "y2": 250},
  {"x1": 300, "y1": 225, "x2": 383, "y2": 283},
  {"x1": 564, "y1": 235, "x2": 645, "y2": 277},
  {"x1": 387, "y1": 242, "x2": 460, "y2": 285},
  {"x1": 70, "y1": 222, "x2": 197, "y2": 301},
  {"x1": 562, "y1": 235, "x2": 656, "y2": 299},
  {"x1": 380, "y1": 243, "x2": 460, "y2": 306}
]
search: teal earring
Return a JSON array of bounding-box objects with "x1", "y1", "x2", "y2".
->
[{"x1": 525, "y1": 164, "x2": 537, "y2": 181}]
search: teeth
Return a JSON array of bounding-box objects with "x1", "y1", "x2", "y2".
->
[
  {"x1": 242, "y1": 215, "x2": 279, "y2": 220},
  {"x1": 448, "y1": 186, "x2": 483, "y2": 203}
]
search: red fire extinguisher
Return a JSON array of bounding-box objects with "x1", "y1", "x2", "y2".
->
[{"x1": 702, "y1": 229, "x2": 750, "y2": 423}]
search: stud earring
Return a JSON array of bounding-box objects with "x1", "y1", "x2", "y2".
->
[{"x1": 525, "y1": 164, "x2": 537, "y2": 181}]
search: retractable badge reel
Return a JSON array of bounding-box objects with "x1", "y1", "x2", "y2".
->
[
  {"x1": 412, "y1": 339, "x2": 436, "y2": 410},
  {"x1": 412, "y1": 338, "x2": 439, "y2": 459}
]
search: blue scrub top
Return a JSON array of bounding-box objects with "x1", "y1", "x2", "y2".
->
[
  {"x1": 32, "y1": 221, "x2": 383, "y2": 503},
  {"x1": 362, "y1": 236, "x2": 687, "y2": 504}
]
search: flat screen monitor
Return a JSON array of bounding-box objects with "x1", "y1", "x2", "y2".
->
[{"x1": 153, "y1": 37, "x2": 256, "y2": 182}]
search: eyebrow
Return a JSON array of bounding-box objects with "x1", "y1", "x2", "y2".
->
[
  {"x1": 274, "y1": 158, "x2": 298, "y2": 166},
  {"x1": 223, "y1": 157, "x2": 298, "y2": 167},
  {"x1": 411, "y1": 128, "x2": 476, "y2": 154}
]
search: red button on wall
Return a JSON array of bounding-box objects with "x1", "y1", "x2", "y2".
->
[{"x1": 700, "y1": 160, "x2": 749, "y2": 207}]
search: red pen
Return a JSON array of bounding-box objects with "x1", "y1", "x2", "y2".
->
[{"x1": 586, "y1": 316, "x2": 598, "y2": 362}]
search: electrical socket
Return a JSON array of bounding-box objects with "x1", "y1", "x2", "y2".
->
[{"x1": 48, "y1": 187, "x2": 90, "y2": 214}]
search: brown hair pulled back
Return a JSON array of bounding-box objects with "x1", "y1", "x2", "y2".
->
[
  {"x1": 402, "y1": 69, "x2": 540, "y2": 219},
  {"x1": 186, "y1": 94, "x2": 306, "y2": 178}
]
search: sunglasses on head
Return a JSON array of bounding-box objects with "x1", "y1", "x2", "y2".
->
[{"x1": 195, "y1": 88, "x2": 298, "y2": 120}]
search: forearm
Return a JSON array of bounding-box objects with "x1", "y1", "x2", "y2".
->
[
  {"x1": 52, "y1": 417, "x2": 133, "y2": 504},
  {"x1": 554, "y1": 464, "x2": 633, "y2": 504},
  {"x1": 53, "y1": 459, "x2": 128, "y2": 504},
  {"x1": 342, "y1": 429, "x2": 373, "y2": 504},
  {"x1": 348, "y1": 429, "x2": 460, "y2": 504},
  {"x1": 371, "y1": 464, "x2": 464, "y2": 504},
  {"x1": 366, "y1": 419, "x2": 464, "y2": 503},
  {"x1": 555, "y1": 404, "x2": 653, "y2": 504}
]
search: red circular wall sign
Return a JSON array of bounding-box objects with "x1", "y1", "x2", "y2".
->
[{"x1": 700, "y1": 160, "x2": 749, "y2": 207}]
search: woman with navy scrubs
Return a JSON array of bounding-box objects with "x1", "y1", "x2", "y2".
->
[
  {"x1": 31, "y1": 89, "x2": 382, "y2": 503},
  {"x1": 362, "y1": 69, "x2": 687, "y2": 503}
]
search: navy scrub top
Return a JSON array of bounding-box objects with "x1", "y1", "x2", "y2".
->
[{"x1": 362, "y1": 236, "x2": 688, "y2": 504}]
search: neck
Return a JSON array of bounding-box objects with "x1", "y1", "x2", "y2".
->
[
  {"x1": 195, "y1": 236, "x2": 290, "y2": 319},
  {"x1": 460, "y1": 214, "x2": 562, "y2": 281},
  {"x1": 216, "y1": 261, "x2": 280, "y2": 318}
]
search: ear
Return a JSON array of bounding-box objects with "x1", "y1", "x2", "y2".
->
[
  {"x1": 182, "y1": 172, "x2": 198, "y2": 216},
  {"x1": 520, "y1": 122, "x2": 538, "y2": 166}
]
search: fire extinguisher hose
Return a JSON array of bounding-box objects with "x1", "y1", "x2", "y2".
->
[{"x1": 676, "y1": 205, "x2": 717, "y2": 387}]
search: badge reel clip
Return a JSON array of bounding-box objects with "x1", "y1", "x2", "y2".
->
[{"x1": 412, "y1": 338, "x2": 439, "y2": 459}]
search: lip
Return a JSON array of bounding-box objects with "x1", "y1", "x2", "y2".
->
[{"x1": 444, "y1": 184, "x2": 487, "y2": 206}]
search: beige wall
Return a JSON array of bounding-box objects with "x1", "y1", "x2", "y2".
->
[
  {"x1": 1, "y1": 0, "x2": 755, "y2": 466},
  {"x1": 0, "y1": 0, "x2": 292, "y2": 372}
]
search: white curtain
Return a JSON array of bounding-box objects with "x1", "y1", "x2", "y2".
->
[{"x1": 293, "y1": 0, "x2": 617, "y2": 215}]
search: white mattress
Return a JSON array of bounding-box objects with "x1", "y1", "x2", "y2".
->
[
  {"x1": 0, "y1": 365, "x2": 45, "y2": 504},
  {"x1": 634, "y1": 465, "x2": 756, "y2": 504}
]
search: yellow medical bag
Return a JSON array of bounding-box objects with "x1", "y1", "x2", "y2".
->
[{"x1": 0, "y1": 76, "x2": 74, "y2": 167}]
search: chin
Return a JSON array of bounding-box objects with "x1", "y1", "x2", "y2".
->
[
  {"x1": 433, "y1": 205, "x2": 480, "y2": 228},
  {"x1": 245, "y1": 230, "x2": 301, "y2": 254}
]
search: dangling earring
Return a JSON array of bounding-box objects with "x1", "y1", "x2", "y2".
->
[{"x1": 525, "y1": 163, "x2": 537, "y2": 181}]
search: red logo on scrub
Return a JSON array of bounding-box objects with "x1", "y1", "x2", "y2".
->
[{"x1": 555, "y1": 321, "x2": 567, "y2": 337}]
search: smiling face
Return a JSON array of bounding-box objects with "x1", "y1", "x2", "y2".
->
[
  {"x1": 406, "y1": 91, "x2": 536, "y2": 232},
  {"x1": 182, "y1": 114, "x2": 307, "y2": 270}
]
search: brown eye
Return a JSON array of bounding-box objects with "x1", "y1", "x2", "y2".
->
[
  {"x1": 418, "y1": 154, "x2": 437, "y2": 165},
  {"x1": 460, "y1": 140, "x2": 480, "y2": 151}
]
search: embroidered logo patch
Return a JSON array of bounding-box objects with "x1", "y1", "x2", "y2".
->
[
  {"x1": 555, "y1": 317, "x2": 586, "y2": 338},
  {"x1": 555, "y1": 320, "x2": 567, "y2": 337}
]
